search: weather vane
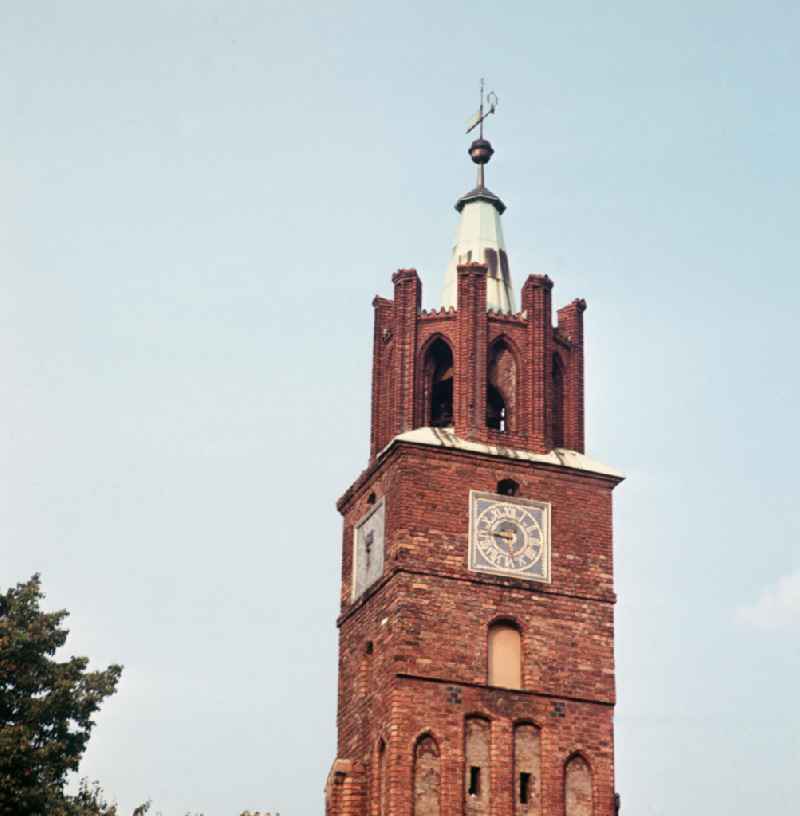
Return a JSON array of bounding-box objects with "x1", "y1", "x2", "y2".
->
[
  {"x1": 466, "y1": 78, "x2": 498, "y2": 138},
  {"x1": 464, "y1": 79, "x2": 499, "y2": 190}
]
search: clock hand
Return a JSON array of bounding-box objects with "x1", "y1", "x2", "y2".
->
[{"x1": 492, "y1": 530, "x2": 515, "y2": 541}]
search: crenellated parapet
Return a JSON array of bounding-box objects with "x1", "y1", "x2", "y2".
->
[{"x1": 369, "y1": 265, "x2": 586, "y2": 459}]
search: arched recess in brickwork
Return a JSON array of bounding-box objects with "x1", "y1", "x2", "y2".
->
[
  {"x1": 488, "y1": 620, "x2": 522, "y2": 689},
  {"x1": 513, "y1": 722, "x2": 542, "y2": 816},
  {"x1": 464, "y1": 716, "x2": 491, "y2": 816},
  {"x1": 413, "y1": 733, "x2": 441, "y2": 816},
  {"x1": 418, "y1": 335, "x2": 454, "y2": 429},
  {"x1": 487, "y1": 337, "x2": 518, "y2": 432},
  {"x1": 376, "y1": 737, "x2": 387, "y2": 816},
  {"x1": 564, "y1": 753, "x2": 593, "y2": 816},
  {"x1": 551, "y1": 352, "x2": 566, "y2": 448},
  {"x1": 497, "y1": 478, "x2": 520, "y2": 497}
]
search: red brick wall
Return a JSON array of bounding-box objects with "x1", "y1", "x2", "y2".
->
[
  {"x1": 329, "y1": 268, "x2": 619, "y2": 816},
  {"x1": 340, "y1": 447, "x2": 616, "y2": 609},
  {"x1": 388, "y1": 679, "x2": 615, "y2": 816},
  {"x1": 325, "y1": 760, "x2": 367, "y2": 816},
  {"x1": 368, "y1": 267, "x2": 586, "y2": 459},
  {"x1": 556, "y1": 301, "x2": 587, "y2": 453},
  {"x1": 330, "y1": 443, "x2": 620, "y2": 816}
]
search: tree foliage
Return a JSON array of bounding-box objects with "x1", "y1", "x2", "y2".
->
[{"x1": 0, "y1": 575, "x2": 122, "y2": 816}]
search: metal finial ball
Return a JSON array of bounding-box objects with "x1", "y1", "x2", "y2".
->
[{"x1": 469, "y1": 138, "x2": 494, "y2": 165}]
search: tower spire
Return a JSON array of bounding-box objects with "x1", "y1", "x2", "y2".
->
[{"x1": 442, "y1": 82, "x2": 513, "y2": 313}]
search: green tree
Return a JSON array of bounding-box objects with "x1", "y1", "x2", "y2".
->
[
  {"x1": 52, "y1": 779, "x2": 121, "y2": 815},
  {"x1": 0, "y1": 575, "x2": 122, "y2": 816}
]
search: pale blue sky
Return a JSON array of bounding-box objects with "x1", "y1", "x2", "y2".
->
[{"x1": 2, "y1": 2, "x2": 799, "y2": 814}]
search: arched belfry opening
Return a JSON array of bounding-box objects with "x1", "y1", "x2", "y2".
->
[
  {"x1": 551, "y1": 353, "x2": 565, "y2": 448},
  {"x1": 486, "y1": 385, "x2": 506, "y2": 431},
  {"x1": 423, "y1": 338, "x2": 454, "y2": 428},
  {"x1": 487, "y1": 338, "x2": 517, "y2": 432}
]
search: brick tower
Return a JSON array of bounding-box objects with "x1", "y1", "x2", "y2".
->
[{"x1": 325, "y1": 109, "x2": 624, "y2": 816}]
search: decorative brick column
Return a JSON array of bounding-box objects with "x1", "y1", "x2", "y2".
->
[
  {"x1": 370, "y1": 296, "x2": 394, "y2": 459},
  {"x1": 521, "y1": 274, "x2": 553, "y2": 453},
  {"x1": 557, "y1": 299, "x2": 587, "y2": 453},
  {"x1": 391, "y1": 269, "x2": 421, "y2": 438},
  {"x1": 455, "y1": 262, "x2": 488, "y2": 440}
]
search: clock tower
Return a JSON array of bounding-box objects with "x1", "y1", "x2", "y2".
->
[{"x1": 325, "y1": 119, "x2": 624, "y2": 816}]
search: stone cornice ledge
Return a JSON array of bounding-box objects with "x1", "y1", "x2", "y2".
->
[{"x1": 378, "y1": 427, "x2": 624, "y2": 482}]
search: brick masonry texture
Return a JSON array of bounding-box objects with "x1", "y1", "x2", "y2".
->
[
  {"x1": 326, "y1": 267, "x2": 622, "y2": 816},
  {"x1": 369, "y1": 266, "x2": 587, "y2": 459}
]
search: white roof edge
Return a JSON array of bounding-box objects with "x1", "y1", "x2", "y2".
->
[{"x1": 378, "y1": 427, "x2": 624, "y2": 480}]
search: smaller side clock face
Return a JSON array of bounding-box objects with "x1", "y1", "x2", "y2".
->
[
  {"x1": 352, "y1": 499, "x2": 385, "y2": 600},
  {"x1": 469, "y1": 491, "x2": 551, "y2": 582}
]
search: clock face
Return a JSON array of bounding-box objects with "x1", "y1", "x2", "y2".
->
[
  {"x1": 352, "y1": 498, "x2": 385, "y2": 600},
  {"x1": 469, "y1": 491, "x2": 551, "y2": 582}
]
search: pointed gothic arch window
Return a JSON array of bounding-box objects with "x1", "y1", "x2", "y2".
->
[
  {"x1": 551, "y1": 353, "x2": 565, "y2": 449},
  {"x1": 423, "y1": 338, "x2": 454, "y2": 428},
  {"x1": 413, "y1": 734, "x2": 441, "y2": 816},
  {"x1": 564, "y1": 754, "x2": 593, "y2": 816},
  {"x1": 487, "y1": 339, "x2": 517, "y2": 432}
]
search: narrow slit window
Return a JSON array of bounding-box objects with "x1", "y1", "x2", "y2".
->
[
  {"x1": 468, "y1": 766, "x2": 481, "y2": 796},
  {"x1": 519, "y1": 772, "x2": 531, "y2": 804}
]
